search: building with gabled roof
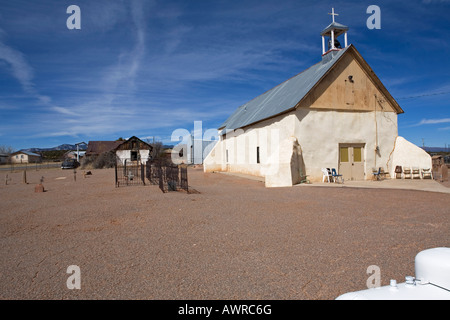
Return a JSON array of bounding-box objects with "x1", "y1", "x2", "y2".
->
[
  {"x1": 204, "y1": 10, "x2": 431, "y2": 187},
  {"x1": 85, "y1": 141, "x2": 123, "y2": 158},
  {"x1": 10, "y1": 151, "x2": 42, "y2": 164},
  {"x1": 85, "y1": 136, "x2": 153, "y2": 165}
]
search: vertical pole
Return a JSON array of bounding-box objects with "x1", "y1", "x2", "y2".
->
[
  {"x1": 322, "y1": 36, "x2": 326, "y2": 54},
  {"x1": 344, "y1": 32, "x2": 348, "y2": 47},
  {"x1": 331, "y1": 30, "x2": 335, "y2": 50},
  {"x1": 115, "y1": 161, "x2": 118, "y2": 187}
]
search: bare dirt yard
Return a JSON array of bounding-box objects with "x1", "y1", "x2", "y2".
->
[{"x1": 0, "y1": 167, "x2": 449, "y2": 300}]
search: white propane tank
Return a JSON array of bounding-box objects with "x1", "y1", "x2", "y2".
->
[{"x1": 336, "y1": 247, "x2": 450, "y2": 300}]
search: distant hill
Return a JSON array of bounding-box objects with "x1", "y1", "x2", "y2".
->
[
  {"x1": 421, "y1": 146, "x2": 450, "y2": 153},
  {"x1": 21, "y1": 143, "x2": 88, "y2": 153}
]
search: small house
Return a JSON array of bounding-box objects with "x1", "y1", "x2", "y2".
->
[
  {"x1": 10, "y1": 151, "x2": 42, "y2": 164},
  {"x1": 115, "y1": 136, "x2": 153, "y2": 164}
]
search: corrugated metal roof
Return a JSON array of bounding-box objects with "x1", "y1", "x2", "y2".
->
[{"x1": 220, "y1": 46, "x2": 350, "y2": 132}]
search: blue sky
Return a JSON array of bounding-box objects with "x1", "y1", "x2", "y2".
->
[{"x1": 0, "y1": 0, "x2": 449, "y2": 150}]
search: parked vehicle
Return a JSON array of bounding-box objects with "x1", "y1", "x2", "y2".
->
[
  {"x1": 336, "y1": 247, "x2": 450, "y2": 300},
  {"x1": 61, "y1": 159, "x2": 80, "y2": 169}
]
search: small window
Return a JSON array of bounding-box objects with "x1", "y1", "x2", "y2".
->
[
  {"x1": 340, "y1": 147, "x2": 349, "y2": 163},
  {"x1": 226, "y1": 150, "x2": 229, "y2": 163},
  {"x1": 131, "y1": 151, "x2": 138, "y2": 161},
  {"x1": 256, "y1": 147, "x2": 260, "y2": 164},
  {"x1": 353, "y1": 147, "x2": 362, "y2": 162}
]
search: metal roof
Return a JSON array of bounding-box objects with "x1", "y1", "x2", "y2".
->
[
  {"x1": 85, "y1": 141, "x2": 123, "y2": 156},
  {"x1": 320, "y1": 22, "x2": 349, "y2": 37},
  {"x1": 220, "y1": 46, "x2": 350, "y2": 132},
  {"x1": 12, "y1": 151, "x2": 41, "y2": 157}
]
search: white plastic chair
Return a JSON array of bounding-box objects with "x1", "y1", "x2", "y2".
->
[
  {"x1": 403, "y1": 167, "x2": 412, "y2": 179},
  {"x1": 322, "y1": 168, "x2": 332, "y2": 183},
  {"x1": 421, "y1": 168, "x2": 432, "y2": 179},
  {"x1": 412, "y1": 167, "x2": 420, "y2": 179}
]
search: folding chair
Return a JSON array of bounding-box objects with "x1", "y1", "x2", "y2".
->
[
  {"x1": 331, "y1": 168, "x2": 344, "y2": 183},
  {"x1": 395, "y1": 166, "x2": 402, "y2": 179},
  {"x1": 372, "y1": 167, "x2": 382, "y2": 181}
]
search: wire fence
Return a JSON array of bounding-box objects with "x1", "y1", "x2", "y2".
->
[{"x1": 0, "y1": 162, "x2": 61, "y2": 172}]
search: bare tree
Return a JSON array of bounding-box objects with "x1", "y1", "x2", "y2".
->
[
  {"x1": 144, "y1": 139, "x2": 166, "y2": 161},
  {"x1": 0, "y1": 145, "x2": 15, "y2": 155}
]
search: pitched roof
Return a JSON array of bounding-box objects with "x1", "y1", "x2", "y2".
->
[
  {"x1": 85, "y1": 141, "x2": 123, "y2": 156},
  {"x1": 219, "y1": 45, "x2": 402, "y2": 132},
  {"x1": 220, "y1": 47, "x2": 349, "y2": 132},
  {"x1": 12, "y1": 151, "x2": 41, "y2": 157},
  {"x1": 115, "y1": 136, "x2": 153, "y2": 151}
]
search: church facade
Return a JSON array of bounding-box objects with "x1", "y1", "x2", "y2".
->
[{"x1": 203, "y1": 15, "x2": 431, "y2": 187}]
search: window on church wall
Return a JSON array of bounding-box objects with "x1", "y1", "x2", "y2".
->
[
  {"x1": 256, "y1": 147, "x2": 260, "y2": 164},
  {"x1": 353, "y1": 147, "x2": 362, "y2": 162},
  {"x1": 340, "y1": 147, "x2": 349, "y2": 163}
]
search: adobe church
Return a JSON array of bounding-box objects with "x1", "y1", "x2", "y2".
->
[{"x1": 204, "y1": 10, "x2": 431, "y2": 187}]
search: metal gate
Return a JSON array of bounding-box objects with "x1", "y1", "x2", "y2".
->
[
  {"x1": 115, "y1": 159, "x2": 146, "y2": 187},
  {"x1": 146, "y1": 160, "x2": 189, "y2": 193}
]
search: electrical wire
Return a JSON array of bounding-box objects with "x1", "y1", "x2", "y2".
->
[{"x1": 396, "y1": 90, "x2": 450, "y2": 100}]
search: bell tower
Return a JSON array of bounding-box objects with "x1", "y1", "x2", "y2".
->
[{"x1": 321, "y1": 8, "x2": 349, "y2": 55}]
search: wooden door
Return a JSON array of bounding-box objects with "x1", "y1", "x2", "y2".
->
[{"x1": 339, "y1": 144, "x2": 365, "y2": 181}]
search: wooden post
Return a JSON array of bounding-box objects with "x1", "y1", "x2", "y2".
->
[{"x1": 22, "y1": 170, "x2": 27, "y2": 184}]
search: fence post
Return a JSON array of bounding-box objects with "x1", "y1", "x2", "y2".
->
[{"x1": 115, "y1": 161, "x2": 118, "y2": 187}]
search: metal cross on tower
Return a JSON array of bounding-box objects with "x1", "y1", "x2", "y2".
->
[{"x1": 328, "y1": 8, "x2": 339, "y2": 23}]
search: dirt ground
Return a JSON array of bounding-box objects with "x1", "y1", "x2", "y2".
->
[{"x1": 0, "y1": 167, "x2": 449, "y2": 300}]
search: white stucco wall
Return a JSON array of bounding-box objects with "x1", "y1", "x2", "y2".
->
[
  {"x1": 116, "y1": 150, "x2": 150, "y2": 164},
  {"x1": 204, "y1": 107, "x2": 400, "y2": 187},
  {"x1": 293, "y1": 108, "x2": 399, "y2": 182},
  {"x1": 391, "y1": 136, "x2": 432, "y2": 177},
  {"x1": 204, "y1": 112, "x2": 295, "y2": 181},
  {"x1": 11, "y1": 154, "x2": 41, "y2": 164}
]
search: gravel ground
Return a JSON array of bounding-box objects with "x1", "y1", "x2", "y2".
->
[{"x1": 0, "y1": 167, "x2": 449, "y2": 300}]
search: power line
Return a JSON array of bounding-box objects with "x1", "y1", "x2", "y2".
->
[{"x1": 397, "y1": 90, "x2": 450, "y2": 100}]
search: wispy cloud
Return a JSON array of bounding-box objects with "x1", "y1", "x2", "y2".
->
[
  {"x1": 0, "y1": 28, "x2": 57, "y2": 112},
  {"x1": 0, "y1": 36, "x2": 35, "y2": 94},
  {"x1": 417, "y1": 118, "x2": 450, "y2": 125}
]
